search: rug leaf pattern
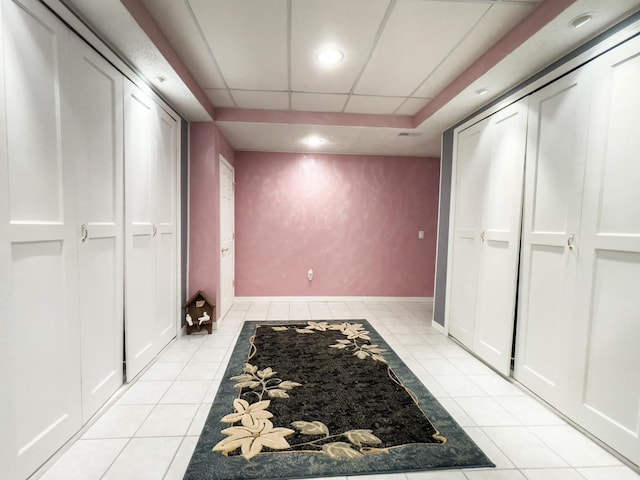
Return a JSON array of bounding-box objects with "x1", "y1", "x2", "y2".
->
[{"x1": 184, "y1": 320, "x2": 494, "y2": 480}]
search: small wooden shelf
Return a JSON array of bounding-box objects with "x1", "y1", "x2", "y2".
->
[{"x1": 184, "y1": 290, "x2": 216, "y2": 335}]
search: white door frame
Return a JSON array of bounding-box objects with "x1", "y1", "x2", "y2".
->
[{"x1": 219, "y1": 155, "x2": 235, "y2": 319}]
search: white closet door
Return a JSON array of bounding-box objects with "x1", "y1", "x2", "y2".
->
[
  {"x1": 514, "y1": 69, "x2": 593, "y2": 408},
  {"x1": 124, "y1": 81, "x2": 158, "y2": 380},
  {"x1": 570, "y1": 37, "x2": 640, "y2": 466},
  {"x1": 448, "y1": 118, "x2": 490, "y2": 348},
  {"x1": 124, "y1": 82, "x2": 178, "y2": 380},
  {"x1": 473, "y1": 99, "x2": 528, "y2": 375},
  {"x1": 154, "y1": 107, "x2": 178, "y2": 350},
  {"x1": 0, "y1": 1, "x2": 9, "y2": 471},
  {"x1": 70, "y1": 37, "x2": 124, "y2": 421},
  {"x1": 0, "y1": 0, "x2": 81, "y2": 478},
  {"x1": 219, "y1": 156, "x2": 235, "y2": 319}
]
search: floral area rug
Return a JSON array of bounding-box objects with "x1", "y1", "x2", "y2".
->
[{"x1": 183, "y1": 320, "x2": 493, "y2": 479}]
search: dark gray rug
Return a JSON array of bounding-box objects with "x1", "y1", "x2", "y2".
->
[{"x1": 183, "y1": 320, "x2": 493, "y2": 479}]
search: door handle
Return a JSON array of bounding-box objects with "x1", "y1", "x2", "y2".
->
[
  {"x1": 80, "y1": 224, "x2": 88, "y2": 242},
  {"x1": 221, "y1": 247, "x2": 229, "y2": 254},
  {"x1": 567, "y1": 233, "x2": 575, "y2": 250},
  {"x1": 152, "y1": 224, "x2": 157, "y2": 237},
  {"x1": 480, "y1": 231, "x2": 486, "y2": 242}
]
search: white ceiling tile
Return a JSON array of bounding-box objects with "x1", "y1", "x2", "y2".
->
[
  {"x1": 355, "y1": 1, "x2": 490, "y2": 96},
  {"x1": 204, "y1": 89, "x2": 236, "y2": 108},
  {"x1": 231, "y1": 91, "x2": 290, "y2": 110},
  {"x1": 291, "y1": 0, "x2": 390, "y2": 94},
  {"x1": 65, "y1": 0, "x2": 640, "y2": 157},
  {"x1": 344, "y1": 95, "x2": 405, "y2": 114},
  {"x1": 142, "y1": 0, "x2": 226, "y2": 89},
  {"x1": 291, "y1": 93, "x2": 348, "y2": 112},
  {"x1": 413, "y1": 2, "x2": 536, "y2": 98},
  {"x1": 188, "y1": 0, "x2": 288, "y2": 90},
  {"x1": 396, "y1": 97, "x2": 431, "y2": 115}
]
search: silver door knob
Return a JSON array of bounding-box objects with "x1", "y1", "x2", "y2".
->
[
  {"x1": 80, "y1": 224, "x2": 88, "y2": 242},
  {"x1": 221, "y1": 248, "x2": 229, "y2": 254},
  {"x1": 567, "y1": 233, "x2": 575, "y2": 250},
  {"x1": 152, "y1": 224, "x2": 157, "y2": 237}
]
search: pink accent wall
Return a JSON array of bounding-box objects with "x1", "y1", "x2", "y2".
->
[
  {"x1": 235, "y1": 152, "x2": 440, "y2": 297},
  {"x1": 188, "y1": 122, "x2": 234, "y2": 317}
]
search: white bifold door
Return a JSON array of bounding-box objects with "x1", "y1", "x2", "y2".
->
[
  {"x1": 573, "y1": 37, "x2": 640, "y2": 465},
  {"x1": 448, "y1": 99, "x2": 528, "y2": 375},
  {"x1": 0, "y1": 3, "x2": 80, "y2": 478},
  {"x1": 514, "y1": 67, "x2": 594, "y2": 409},
  {"x1": 70, "y1": 35, "x2": 125, "y2": 423},
  {"x1": 515, "y1": 35, "x2": 640, "y2": 466},
  {"x1": 219, "y1": 156, "x2": 235, "y2": 319},
  {"x1": 124, "y1": 80, "x2": 178, "y2": 381},
  {"x1": 0, "y1": 0, "x2": 124, "y2": 477}
]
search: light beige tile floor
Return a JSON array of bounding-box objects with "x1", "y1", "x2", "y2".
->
[{"x1": 37, "y1": 301, "x2": 640, "y2": 480}]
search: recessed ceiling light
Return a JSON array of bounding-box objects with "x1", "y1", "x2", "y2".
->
[
  {"x1": 302, "y1": 135, "x2": 327, "y2": 148},
  {"x1": 570, "y1": 13, "x2": 593, "y2": 29},
  {"x1": 475, "y1": 87, "x2": 489, "y2": 96},
  {"x1": 316, "y1": 49, "x2": 343, "y2": 65}
]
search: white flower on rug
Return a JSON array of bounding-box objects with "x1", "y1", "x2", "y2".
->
[
  {"x1": 220, "y1": 399, "x2": 273, "y2": 428},
  {"x1": 230, "y1": 363, "x2": 302, "y2": 401},
  {"x1": 284, "y1": 321, "x2": 387, "y2": 362},
  {"x1": 213, "y1": 419, "x2": 295, "y2": 460},
  {"x1": 327, "y1": 323, "x2": 388, "y2": 363}
]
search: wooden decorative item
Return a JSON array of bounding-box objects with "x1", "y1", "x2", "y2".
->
[{"x1": 184, "y1": 290, "x2": 216, "y2": 334}]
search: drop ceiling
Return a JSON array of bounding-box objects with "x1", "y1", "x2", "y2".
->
[{"x1": 59, "y1": 0, "x2": 640, "y2": 156}]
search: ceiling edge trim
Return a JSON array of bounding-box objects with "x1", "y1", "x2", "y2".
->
[
  {"x1": 412, "y1": 0, "x2": 577, "y2": 127},
  {"x1": 215, "y1": 108, "x2": 414, "y2": 129},
  {"x1": 120, "y1": 0, "x2": 216, "y2": 121},
  {"x1": 234, "y1": 151, "x2": 439, "y2": 161}
]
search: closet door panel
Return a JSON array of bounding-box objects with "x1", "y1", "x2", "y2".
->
[
  {"x1": 154, "y1": 109, "x2": 178, "y2": 349},
  {"x1": 156, "y1": 111, "x2": 177, "y2": 228},
  {"x1": 514, "y1": 70, "x2": 593, "y2": 405},
  {"x1": 572, "y1": 38, "x2": 640, "y2": 465},
  {"x1": 0, "y1": 0, "x2": 10, "y2": 473},
  {"x1": 581, "y1": 252, "x2": 640, "y2": 429},
  {"x1": 473, "y1": 100, "x2": 528, "y2": 375},
  {"x1": 448, "y1": 235, "x2": 481, "y2": 346},
  {"x1": 5, "y1": 2, "x2": 64, "y2": 222},
  {"x1": 518, "y1": 245, "x2": 569, "y2": 380},
  {"x1": 9, "y1": 242, "x2": 79, "y2": 460},
  {"x1": 156, "y1": 232, "x2": 177, "y2": 341},
  {"x1": 70, "y1": 37, "x2": 124, "y2": 421},
  {"x1": 448, "y1": 120, "x2": 489, "y2": 347},
  {"x1": 124, "y1": 82, "x2": 157, "y2": 380},
  {"x1": 594, "y1": 58, "x2": 640, "y2": 235},
  {"x1": 0, "y1": 0, "x2": 81, "y2": 477}
]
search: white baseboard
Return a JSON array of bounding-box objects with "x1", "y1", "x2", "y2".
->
[{"x1": 234, "y1": 296, "x2": 434, "y2": 303}]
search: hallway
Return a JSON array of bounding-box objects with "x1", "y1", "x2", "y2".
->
[{"x1": 37, "y1": 301, "x2": 640, "y2": 480}]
